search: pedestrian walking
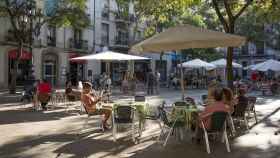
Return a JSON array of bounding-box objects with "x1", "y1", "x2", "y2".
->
[
  {"x1": 147, "y1": 69, "x2": 155, "y2": 95},
  {"x1": 155, "y1": 71, "x2": 161, "y2": 94}
]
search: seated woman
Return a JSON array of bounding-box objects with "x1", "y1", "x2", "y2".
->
[
  {"x1": 37, "y1": 79, "x2": 52, "y2": 110},
  {"x1": 205, "y1": 81, "x2": 219, "y2": 106},
  {"x1": 194, "y1": 86, "x2": 230, "y2": 142},
  {"x1": 222, "y1": 87, "x2": 234, "y2": 114},
  {"x1": 81, "y1": 82, "x2": 112, "y2": 129},
  {"x1": 121, "y1": 77, "x2": 129, "y2": 94},
  {"x1": 236, "y1": 88, "x2": 248, "y2": 105}
]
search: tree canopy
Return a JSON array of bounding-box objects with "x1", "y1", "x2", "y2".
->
[
  {"x1": 46, "y1": 0, "x2": 90, "y2": 29},
  {"x1": 131, "y1": 0, "x2": 200, "y2": 37}
]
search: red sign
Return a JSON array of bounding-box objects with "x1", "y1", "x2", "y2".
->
[{"x1": 8, "y1": 49, "x2": 32, "y2": 60}]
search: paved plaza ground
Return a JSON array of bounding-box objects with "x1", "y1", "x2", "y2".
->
[{"x1": 0, "y1": 89, "x2": 279, "y2": 158}]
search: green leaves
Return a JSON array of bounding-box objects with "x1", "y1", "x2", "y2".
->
[
  {"x1": 133, "y1": 0, "x2": 199, "y2": 36},
  {"x1": 48, "y1": 0, "x2": 90, "y2": 29}
]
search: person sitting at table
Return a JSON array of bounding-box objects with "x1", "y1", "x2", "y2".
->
[
  {"x1": 271, "y1": 78, "x2": 279, "y2": 95},
  {"x1": 206, "y1": 81, "x2": 219, "y2": 106},
  {"x1": 81, "y1": 82, "x2": 112, "y2": 130},
  {"x1": 37, "y1": 79, "x2": 52, "y2": 111},
  {"x1": 122, "y1": 75, "x2": 129, "y2": 94},
  {"x1": 232, "y1": 88, "x2": 248, "y2": 117},
  {"x1": 65, "y1": 81, "x2": 76, "y2": 101},
  {"x1": 222, "y1": 87, "x2": 234, "y2": 114},
  {"x1": 194, "y1": 86, "x2": 230, "y2": 143}
]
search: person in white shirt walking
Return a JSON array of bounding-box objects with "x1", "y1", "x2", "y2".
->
[{"x1": 155, "y1": 71, "x2": 161, "y2": 94}]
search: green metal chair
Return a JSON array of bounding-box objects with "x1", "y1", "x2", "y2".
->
[
  {"x1": 157, "y1": 106, "x2": 185, "y2": 147},
  {"x1": 201, "y1": 112, "x2": 231, "y2": 154}
]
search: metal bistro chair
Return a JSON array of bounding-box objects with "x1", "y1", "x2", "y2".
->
[
  {"x1": 247, "y1": 96, "x2": 258, "y2": 123},
  {"x1": 201, "y1": 112, "x2": 231, "y2": 154},
  {"x1": 65, "y1": 93, "x2": 76, "y2": 112},
  {"x1": 201, "y1": 94, "x2": 208, "y2": 104},
  {"x1": 112, "y1": 105, "x2": 137, "y2": 142},
  {"x1": 184, "y1": 97, "x2": 196, "y2": 105},
  {"x1": 157, "y1": 106, "x2": 185, "y2": 147},
  {"x1": 173, "y1": 101, "x2": 190, "y2": 107},
  {"x1": 134, "y1": 95, "x2": 146, "y2": 102},
  {"x1": 134, "y1": 95, "x2": 148, "y2": 135},
  {"x1": 232, "y1": 100, "x2": 249, "y2": 130},
  {"x1": 79, "y1": 102, "x2": 104, "y2": 134}
]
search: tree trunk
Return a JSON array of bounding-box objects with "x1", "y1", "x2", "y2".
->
[
  {"x1": 226, "y1": 47, "x2": 234, "y2": 89},
  {"x1": 226, "y1": 23, "x2": 235, "y2": 89},
  {"x1": 9, "y1": 42, "x2": 22, "y2": 94}
]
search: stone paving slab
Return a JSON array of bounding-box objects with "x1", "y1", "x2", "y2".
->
[{"x1": 0, "y1": 89, "x2": 279, "y2": 158}]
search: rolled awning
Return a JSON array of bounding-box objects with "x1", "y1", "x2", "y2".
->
[{"x1": 8, "y1": 49, "x2": 32, "y2": 60}]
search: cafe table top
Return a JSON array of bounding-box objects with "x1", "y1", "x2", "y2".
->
[{"x1": 171, "y1": 105, "x2": 205, "y2": 128}]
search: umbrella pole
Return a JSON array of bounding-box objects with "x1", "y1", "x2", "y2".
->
[
  {"x1": 106, "y1": 62, "x2": 110, "y2": 76},
  {"x1": 180, "y1": 58, "x2": 185, "y2": 100}
]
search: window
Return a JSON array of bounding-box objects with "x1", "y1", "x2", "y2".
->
[
  {"x1": 101, "y1": 23, "x2": 109, "y2": 46},
  {"x1": 241, "y1": 45, "x2": 248, "y2": 55},
  {"x1": 102, "y1": 0, "x2": 110, "y2": 20},
  {"x1": 47, "y1": 26, "x2": 56, "y2": 46},
  {"x1": 136, "y1": 30, "x2": 142, "y2": 40},
  {"x1": 116, "y1": 30, "x2": 128, "y2": 45},
  {"x1": 74, "y1": 29, "x2": 82, "y2": 42},
  {"x1": 256, "y1": 41, "x2": 264, "y2": 54}
]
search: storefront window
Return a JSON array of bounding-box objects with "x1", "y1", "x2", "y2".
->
[{"x1": 42, "y1": 53, "x2": 57, "y2": 86}]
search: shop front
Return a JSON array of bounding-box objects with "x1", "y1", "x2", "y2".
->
[
  {"x1": 42, "y1": 53, "x2": 58, "y2": 86},
  {"x1": 8, "y1": 49, "x2": 32, "y2": 86},
  {"x1": 134, "y1": 61, "x2": 150, "y2": 82},
  {"x1": 69, "y1": 53, "x2": 87, "y2": 86},
  {"x1": 156, "y1": 60, "x2": 167, "y2": 81}
]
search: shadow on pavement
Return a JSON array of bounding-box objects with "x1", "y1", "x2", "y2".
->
[
  {"x1": 0, "y1": 108, "x2": 78, "y2": 125},
  {"x1": 0, "y1": 130, "x2": 103, "y2": 158}
]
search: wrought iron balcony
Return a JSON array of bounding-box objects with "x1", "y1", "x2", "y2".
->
[
  {"x1": 47, "y1": 36, "x2": 56, "y2": 46},
  {"x1": 114, "y1": 36, "x2": 128, "y2": 46},
  {"x1": 233, "y1": 51, "x2": 276, "y2": 59},
  {"x1": 114, "y1": 12, "x2": 135, "y2": 23},
  {"x1": 69, "y1": 38, "x2": 88, "y2": 50},
  {"x1": 101, "y1": 6, "x2": 109, "y2": 20},
  {"x1": 101, "y1": 36, "x2": 109, "y2": 46}
]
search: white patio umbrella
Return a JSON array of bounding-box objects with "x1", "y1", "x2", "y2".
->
[
  {"x1": 179, "y1": 59, "x2": 216, "y2": 69},
  {"x1": 244, "y1": 64, "x2": 256, "y2": 70},
  {"x1": 131, "y1": 24, "x2": 246, "y2": 99},
  {"x1": 71, "y1": 51, "x2": 150, "y2": 75},
  {"x1": 210, "y1": 58, "x2": 242, "y2": 68},
  {"x1": 71, "y1": 51, "x2": 150, "y2": 61},
  {"x1": 250, "y1": 59, "x2": 280, "y2": 72}
]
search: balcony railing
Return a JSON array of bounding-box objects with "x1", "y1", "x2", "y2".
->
[
  {"x1": 102, "y1": 6, "x2": 109, "y2": 20},
  {"x1": 47, "y1": 36, "x2": 56, "y2": 46},
  {"x1": 233, "y1": 52, "x2": 275, "y2": 59},
  {"x1": 101, "y1": 36, "x2": 109, "y2": 46},
  {"x1": 69, "y1": 38, "x2": 88, "y2": 50},
  {"x1": 114, "y1": 12, "x2": 135, "y2": 23},
  {"x1": 114, "y1": 36, "x2": 128, "y2": 46}
]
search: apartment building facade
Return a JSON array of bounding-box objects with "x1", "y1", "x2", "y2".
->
[{"x1": 0, "y1": 0, "x2": 164, "y2": 89}]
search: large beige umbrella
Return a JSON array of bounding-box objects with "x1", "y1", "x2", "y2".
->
[{"x1": 131, "y1": 24, "x2": 246, "y2": 99}]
